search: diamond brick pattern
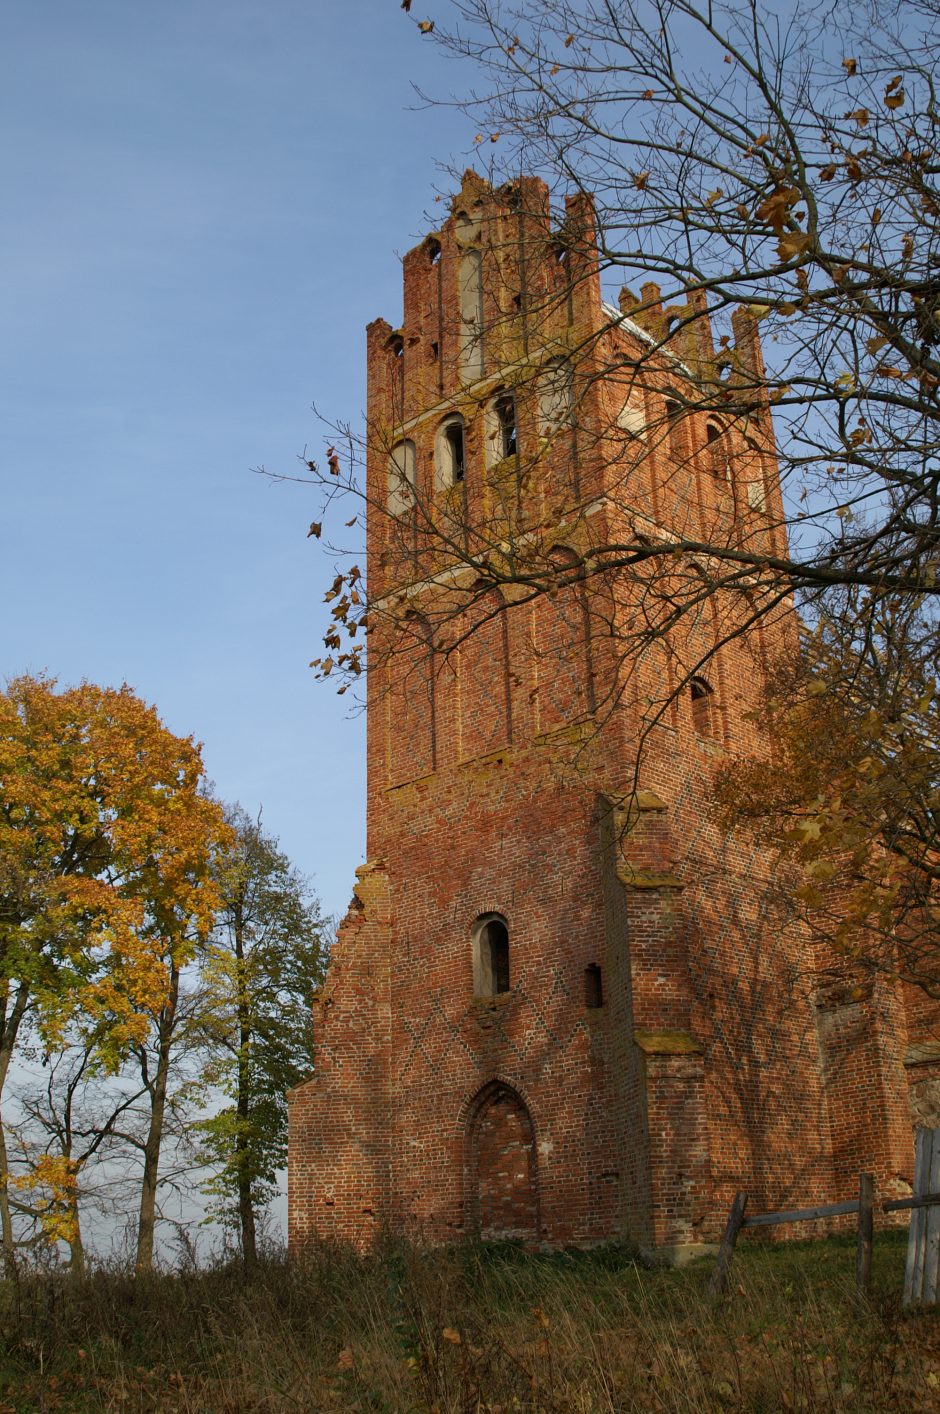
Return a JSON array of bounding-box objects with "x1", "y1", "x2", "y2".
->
[{"x1": 287, "y1": 173, "x2": 936, "y2": 1256}]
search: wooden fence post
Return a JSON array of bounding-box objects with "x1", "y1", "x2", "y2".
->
[
  {"x1": 856, "y1": 1172, "x2": 874, "y2": 1297},
  {"x1": 709, "y1": 1191, "x2": 748, "y2": 1298},
  {"x1": 905, "y1": 1127, "x2": 940, "y2": 1304}
]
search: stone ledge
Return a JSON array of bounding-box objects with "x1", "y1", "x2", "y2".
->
[
  {"x1": 616, "y1": 866, "x2": 684, "y2": 890},
  {"x1": 905, "y1": 1040, "x2": 940, "y2": 1067},
  {"x1": 633, "y1": 789, "x2": 667, "y2": 811},
  {"x1": 634, "y1": 1029, "x2": 704, "y2": 1056},
  {"x1": 386, "y1": 770, "x2": 437, "y2": 795}
]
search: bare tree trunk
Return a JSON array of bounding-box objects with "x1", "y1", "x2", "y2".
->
[
  {"x1": 134, "y1": 964, "x2": 179, "y2": 1275},
  {"x1": 234, "y1": 903, "x2": 257, "y2": 1271},
  {"x1": 0, "y1": 981, "x2": 31, "y2": 1277},
  {"x1": 68, "y1": 1198, "x2": 85, "y2": 1277},
  {"x1": 0, "y1": 1119, "x2": 15, "y2": 1278}
]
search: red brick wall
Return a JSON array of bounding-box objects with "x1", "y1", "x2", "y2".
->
[{"x1": 287, "y1": 172, "x2": 924, "y2": 1257}]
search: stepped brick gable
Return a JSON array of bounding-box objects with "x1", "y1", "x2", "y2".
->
[{"x1": 288, "y1": 174, "x2": 938, "y2": 1256}]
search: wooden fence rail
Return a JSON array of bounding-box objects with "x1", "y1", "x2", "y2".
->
[{"x1": 709, "y1": 1130, "x2": 940, "y2": 1304}]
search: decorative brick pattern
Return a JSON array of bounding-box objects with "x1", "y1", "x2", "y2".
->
[{"x1": 287, "y1": 173, "x2": 932, "y2": 1258}]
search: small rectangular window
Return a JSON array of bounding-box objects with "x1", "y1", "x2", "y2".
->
[{"x1": 585, "y1": 963, "x2": 604, "y2": 1009}]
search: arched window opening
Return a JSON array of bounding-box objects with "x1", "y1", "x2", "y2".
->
[
  {"x1": 490, "y1": 391, "x2": 517, "y2": 460},
  {"x1": 584, "y1": 964, "x2": 604, "y2": 1009},
  {"x1": 473, "y1": 915, "x2": 510, "y2": 997},
  {"x1": 427, "y1": 236, "x2": 442, "y2": 266},
  {"x1": 690, "y1": 676, "x2": 714, "y2": 737},
  {"x1": 538, "y1": 358, "x2": 573, "y2": 435},
  {"x1": 387, "y1": 440, "x2": 416, "y2": 517},
  {"x1": 705, "y1": 420, "x2": 730, "y2": 478},
  {"x1": 436, "y1": 416, "x2": 466, "y2": 488},
  {"x1": 387, "y1": 332, "x2": 404, "y2": 359},
  {"x1": 666, "y1": 313, "x2": 682, "y2": 335},
  {"x1": 664, "y1": 397, "x2": 685, "y2": 459}
]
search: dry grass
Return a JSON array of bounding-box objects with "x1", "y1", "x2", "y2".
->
[{"x1": 1, "y1": 1232, "x2": 938, "y2": 1411}]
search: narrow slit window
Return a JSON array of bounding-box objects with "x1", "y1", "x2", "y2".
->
[
  {"x1": 437, "y1": 417, "x2": 466, "y2": 488},
  {"x1": 585, "y1": 964, "x2": 604, "y2": 1009},
  {"x1": 473, "y1": 916, "x2": 510, "y2": 997},
  {"x1": 690, "y1": 676, "x2": 714, "y2": 737},
  {"x1": 495, "y1": 392, "x2": 517, "y2": 458},
  {"x1": 665, "y1": 398, "x2": 685, "y2": 460},
  {"x1": 705, "y1": 421, "x2": 729, "y2": 478}
]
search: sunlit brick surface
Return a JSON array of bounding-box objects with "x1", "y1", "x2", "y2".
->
[{"x1": 288, "y1": 174, "x2": 936, "y2": 1256}]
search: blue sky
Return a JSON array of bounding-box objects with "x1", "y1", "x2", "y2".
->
[{"x1": 1, "y1": 1, "x2": 473, "y2": 920}]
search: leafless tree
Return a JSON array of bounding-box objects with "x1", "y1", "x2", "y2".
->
[{"x1": 289, "y1": 0, "x2": 937, "y2": 742}]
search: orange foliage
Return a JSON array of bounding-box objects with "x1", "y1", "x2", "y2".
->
[
  {"x1": 0, "y1": 674, "x2": 231, "y2": 1061},
  {"x1": 712, "y1": 605, "x2": 939, "y2": 990}
]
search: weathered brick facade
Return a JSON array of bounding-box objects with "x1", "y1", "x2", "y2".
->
[{"x1": 288, "y1": 173, "x2": 939, "y2": 1257}]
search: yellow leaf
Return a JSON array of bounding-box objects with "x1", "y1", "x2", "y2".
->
[
  {"x1": 777, "y1": 232, "x2": 812, "y2": 262},
  {"x1": 843, "y1": 57, "x2": 858, "y2": 76},
  {"x1": 442, "y1": 1327, "x2": 462, "y2": 1345},
  {"x1": 757, "y1": 186, "x2": 799, "y2": 233}
]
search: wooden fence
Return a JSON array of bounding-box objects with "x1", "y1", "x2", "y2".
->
[{"x1": 710, "y1": 1126, "x2": 940, "y2": 1303}]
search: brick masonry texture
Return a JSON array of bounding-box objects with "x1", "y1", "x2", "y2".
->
[{"x1": 287, "y1": 173, "x2": 939, "y2": 1256}]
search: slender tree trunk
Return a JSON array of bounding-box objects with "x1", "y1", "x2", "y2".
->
[
  {"x1": 0, "y1": 981, "x2": 31, "y2": 1277},
  {"x1": 68, "y1": 1198, "x2": 85, "y2": 1277},
  {"x1": 135, "y1": 964, "x2": 179, "y2": 1274},
  {"x1": 234, "y1": 904, "x2": 257, "y2": 1271},
  {"x1": 0, "y1": 1119, "x2": 15, "y2": 1278}
]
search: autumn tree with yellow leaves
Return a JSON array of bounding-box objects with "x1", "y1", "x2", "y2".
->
[
  {"x1": 713, "y1": 592, "x2": 940, "y2": 993},
  {"x1": 0, "y1": 675, "x2": 230, "y2": 1276}
]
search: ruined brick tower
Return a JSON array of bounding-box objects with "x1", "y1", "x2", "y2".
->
[{"x1": 288, "y1": 173, "x2": 930, "y2": 1256}]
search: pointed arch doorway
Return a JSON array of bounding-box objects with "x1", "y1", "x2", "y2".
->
[{"x1": 467, "y1": 1081, "x2": 539, "y2": 1241}]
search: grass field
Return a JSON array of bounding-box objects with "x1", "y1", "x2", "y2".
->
[{"x1": 1, "y1": 1232, "x2": 938, "y2": 1411}]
